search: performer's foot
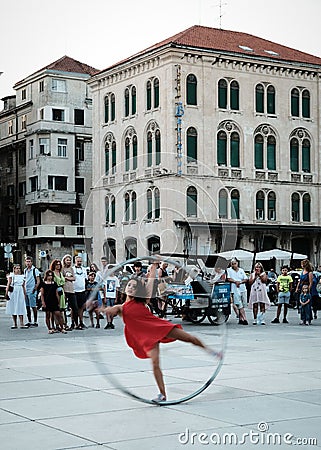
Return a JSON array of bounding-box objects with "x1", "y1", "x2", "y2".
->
[{"x1": 152, "y1": 393, "x2": 166, "y2": 403}]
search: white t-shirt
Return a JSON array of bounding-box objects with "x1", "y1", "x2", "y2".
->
[
  {"x1": 73, "y1": 266, "x2": 87, "y2": 292},
  {"x1": 227, "y1": 267, "x2": 248, "y2": 294},
  {"x1": 105, "y1": 276, "x2": 120, "y2": 299}
]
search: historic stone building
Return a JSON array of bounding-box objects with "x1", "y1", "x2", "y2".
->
[
  {"x1": 0, "y1": 56, "x2": 98, "y2": 269},
  {"x1": 88, "y1": 25, "x2": 321, "y2": 266}
]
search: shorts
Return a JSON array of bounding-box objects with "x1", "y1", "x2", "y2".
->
[
  {"x1": 75, "y1": 291, "x2": 87, "y2": 309},
  {"x1": 25, "y1": 292, "x2": 37, "y2": 308},
  {"x1": 106, "y1": 298, "x2": 115, "y2": 307},
  {"x1": 232, "y1": 291, "x2": 247, "y2": 309},
  {"x1": 278, "y1": 291, "x2": 290, "y2": 304}
]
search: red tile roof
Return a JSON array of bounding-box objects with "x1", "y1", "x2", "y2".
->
[
  {"x1": 99, "y1": 25, "x2": 321, "y2": 73},
  {"x1": 14, "y1": 56, "x2": 99, "y2": 87}
]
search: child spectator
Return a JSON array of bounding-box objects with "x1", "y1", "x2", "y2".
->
[
  {"x1": 271, "y1": 266, "x2": 293, "y2": 324},
  {"x1": 300, "y1": 285, "x2": 312, "y2": 325}
]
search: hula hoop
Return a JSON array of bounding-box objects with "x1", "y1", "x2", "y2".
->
[{"x1": 88, "y1": 255, "x2": 227, "y2": 406}]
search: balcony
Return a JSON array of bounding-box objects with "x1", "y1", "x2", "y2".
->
[
  {"x1": 18, "y1": 224, "x2": 93, "y2": 240},
  {"x1": 25, "y1": 190, "x2": 76, "y2": 205}
]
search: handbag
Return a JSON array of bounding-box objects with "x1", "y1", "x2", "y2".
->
[
  {"x1": 57, "y1": 286, "x2": 64, "y2": 296},
  {"x1": 8, "y1": 286, "x2": 14, "y2": 292}
]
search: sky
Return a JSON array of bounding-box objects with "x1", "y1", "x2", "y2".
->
[{"x1": 0, "y1": 0, "x2": 320, "y2": 102}]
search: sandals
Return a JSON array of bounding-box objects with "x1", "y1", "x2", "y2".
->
[
  {"x1": 48, "y1": 329, "x2": 55, "y2": 334},
  {"x1": 11, "y1": 325, "x2": 18, "y2": 329}
]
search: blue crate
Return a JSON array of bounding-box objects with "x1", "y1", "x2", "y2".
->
[{"x1": 211, "y1": 282, "x2": 231, "y2": 306}]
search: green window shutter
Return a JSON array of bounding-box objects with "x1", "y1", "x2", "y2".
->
[
  {"x1": 125, "y1": 139, "x2": 130, "y2": 171},
  {"x1": 231, "y1": 190, "x2": 240, "y2": 219},
  {"x1": 105, "y1": 199, "x2": 110, "y2": 223},
  {"x1": 302, "y1": 90, "x2": 310, "y2": 118},
  {"x1": 217, "y1": 131, "x2": 227, "y2": 165},
  {"x1": 219, "y1": 190, "x2": 227, "y2": 218},
  {"x1": 111, "y1": 197, "x2": 116, "y2": 223},
  {"x1": 187, "y1": 187, "x2": 197, "y2": 217},
  {"x1": 267, "y1": 137, "x2": 276, "y2": 170},
  {"x1": 132, "y1": 136, "x2": 137, "y2": 170},
  {"x1": 125, "y1": 89, "x2": 129, "y2": 117},
  {"x1": 154, "y1": 78, "x2": 159, "y2": 108},
  {"x1": 255, "y1": 84, "x2": 264, "y2": 113},
  {"x1": 147, "y1": 190, "x2": 152, "y2": 219},
  {"x1": 303, "y1": 194, "x2": 310, "y2": 221},
  {"x1": 302, "y1": 139, "x2": 310, "y2": 172},
  {"x1": 125, "y1": 194, "x2": 130, "y2": 221},
  {"x1": 230, "y1": 81, "x2": 239, "y2": 110},
  {"x1": 147, "y1": 132, "x2": 152, "y2": 167},
  {"x1": 186, "y1": 74, "x2": 197, "y2": 105},
  {"x1": 267, "y1": 85, "x2": 275, "y2": 114},
  {"x1": 218, "y1": 79, "x2": 227, "y2": 108},
  {"x1": 146, "y1": 81, "x2": 152, "y2": 110},
  {"x1": 256, "y1": 194, "x2": 264, "y2": 211},
  {"x1": 155, "y1": 130, "x2": 161, "y2": 165},
  {"x1": 111, "y1": 94, "x2": 115, "y2": 121},
  {"x1": 154, "y1": 189, "x2": 160, "y2": 219},
  {"x1": 290, "y1": 139, "x2": 299, "y2": 172},
  {"x1": 112, "y1": 142, "x2": 116, "y2": 174},
  {"x1": 254, "y1": 136, "x2": 264, "y2": 169},
  {"x1": 291, "y1": 193, "x2": 300, "y2": 221},
  {"x1": 291, "y1": 89, "x2": 299, "y2": 117},
  {"x1": 104, "y1": 97, "x2": 109, "y2": 123},
  {"x1": 230, "y1": 132, "x2": 240, "y2": 167},
  {"x1": 187, "y1": 127, "x2": 197, "y2": 162},
  {"x1": 132, "y1": 192, "x2": 137, "y2": 221},
  {"x1": 105, "y1": 148, "x2": 109, "y2": 175},
  {"x1": 132, "y1": 87, "x2": 136, "y2": 115}
]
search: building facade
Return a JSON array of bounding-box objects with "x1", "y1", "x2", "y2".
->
[
  {"x1": 0, "y1": 56, "x2": 98, "y2": 269},
  {"x1": 88, "y1": 25, "x2": 321, "y2": 266}
]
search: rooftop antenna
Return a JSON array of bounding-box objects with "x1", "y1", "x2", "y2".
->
[{"x1": 216, "y1": 0, "x2": 227, "y2": 29}]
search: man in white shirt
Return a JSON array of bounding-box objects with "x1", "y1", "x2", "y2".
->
[
  {"x1": 227, "y1": 258, "x2": 249, "y2": 325},
  {"x1": 73, "y1": 256, "x2": 88, "y2": 329}
]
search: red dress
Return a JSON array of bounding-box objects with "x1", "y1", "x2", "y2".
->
[{"x1": 122, "y1": 300, "x2": 182, "y2": 359}]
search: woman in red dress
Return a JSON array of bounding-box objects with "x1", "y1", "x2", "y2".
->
[{"x1": 104, "y1": 262, "x2": 214, "y2": 402}]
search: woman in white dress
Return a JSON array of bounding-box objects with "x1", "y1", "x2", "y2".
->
[{"x1": 5, "y1": 264, "x2": 28, "y2": 329}]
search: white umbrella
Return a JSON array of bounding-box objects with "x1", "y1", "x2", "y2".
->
[
  {"x1": 255, "y1": 249, "x2": 307, "y2": 260},
  {"x1": 217, "y1": 249, "x2": 254, "y2": 261}
]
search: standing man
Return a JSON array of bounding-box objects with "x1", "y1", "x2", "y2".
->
[
  {"x1": 24, "y1": 256, "x2": 41, "y2": 327},
  {"x1": 73, "y1": 255, "x2": 88, "y2": 329},
  {"x1": 62, "y1": 254, "x2": 78, "y2": 329}
]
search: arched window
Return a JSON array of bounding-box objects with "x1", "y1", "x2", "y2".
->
[
  {"x1": 302, "y1": 90, "x2": 310, "y2": 118},
  {"x1": 104, "y1": 93, "x2": 116, "y2": 123},
  {"x1": 132, "y1": 135, "x2": 137, "y2": 170},
  {"x1": 256, "y1": 191, "x2": 265, "y2": 220},
  {"x1": 125, "y1": 238, "x2": 137, "y2": 260},
  {"x1": 187, "y1": 186, "x2": 197, "y2": 217},
  {"x1": 147, "y1": 189, "x2": 152, "y2": 220},
  {"x1": 291, "y1": 88, "x2": 299, "y2": 117},
  {"x1": 186, "y1": 74, "x2": 197, "y2": 105},
  {"x1": 124, "y1": 191, "x2": 137, "y2": 222},
  {"x1": 267, "y1": 85, "x2": 275, "y2": 114},
  {"x1": 230, "y1": 132, "x2": 240, "y2": 167},
  {"x1": 291, "y1": 193, "x2": 300, "y2": 222},
  {"x1": 132, "y1": 191, "x2": 137, "y2": 221},
  {"x1": 218, "y1": 189, "x2": 228, "y2": 218},
  {"x1": 187, "y1": 127, "x2": 197, "y2": 162},
  {"x1": 290, "y1": 129, "x2": 311, "y2": 173},
  {"x1": 124, "y1": 192, "x2": 130, "y2": 221},
  {"x1": 124, "y1": 88, "x2": 130, "y2": 117},
  {"x1": 105, "y1": 195, "x2": 115, "y2": 224},
  {"x1": 104, "y1": 96, "x2": 109, "y2": 123},
  {"x1": 131, "y1": 86, "x2": 136, "y2": 115},
  {"x1": 103, "y1": 238, "x2": 116, "y2": 264},
  {"x1": 146, "y1": 121, "x2": 161, "y2": 166},
  {"x1": 111, "y1": 94, "x2": 115, "y2": 121},
  {"x1": 255, "y1": 84, "x2": 264, "y2": 113},
  {"x1": 230, "y1": 80, "x2": 239, "y2": 110},
  {"x1": 154, "y1": 78, "x2": 160, "y2": 108},
  {"x1": 146, "y1": 187, "x2": 160, "y2": 220},
  {"x1": 303, "y1": 193, "x2": 311, "y2": 222},
  {"x1": 218, "y1": 79, "x2": 227, "y2": 109},
  {"x1": 231, "y1": 189, "x2": 240, "y2": 219},
  {"x1": 104, "y1": 134, "x2": 116, "y2": 175},
  {"x1": 125, "y1": 137, "x2": 130, "y2": 171},
  {"x1": 124, "y1": 127, "x2": 138, "y2": 172},
  {"x1": 154, "y1": 188, "x2": 160, "y2": 219},
  {"x1": 146, "y1": 80, "x2": 152, "y2": 110},
  {"x1": 254, "y1": 135, "x2": 264, "y2": 169},
  {"x1": 217, "y1": 131, "x2": 227, "y2": 166},
  {"x1": 105, "y1": 143, "x2": 110, "y2": 175},
  {"x1": 267, "y1": 135, "x2": 276, "y2": 170},
  {"x1": 254, "y1": 125, "x2": 277, "y2": 171},
  {"x1": 268, "y1": 191, "x2": 276, "y2": 221},
  {"x1": 147, "y1": 235, "x2": 160, "y2": 254}
]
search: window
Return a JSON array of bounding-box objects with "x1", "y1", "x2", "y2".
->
[
  {"x1": 39, "y1": 137, "x2": 50, "y2": 155},
  {"x1": 39, "y1": 80, "x2": 44, "y2": 92},
  {"x1": 75, "y1": 139, "x2": 84, "y2": 161},
  {"x1": 34, "y1": 210, "x2": 41, "y2": 226},
  {"x1": 187, "y1": 127, "x2": 197, "y2": 163},
  {"x1": 268, "y1": 192, "x2": 276, "y2": 221},
  {"x1": 48, "y1": 176, "x2": 67, "y2": 191},
  {"x1": 19, "y1": 182, "x2": 26, "y2": 197},
  {"x1": 124, "y1": 193, "x2": 130, "y2": 221},
  {"x1": 18, "y1": 213, "x2": 27, "y2": 227},
  {"x1": 105, "y1": 134, "x2": 117, "y2": 175},
  {"x1": 231, "y1": 189, "x2": 240, "y2": 219},
  {"x1": 52, "y1": 79, "x2": 66, "y2": 92},
  {"x1": 254, "y1": 125, "x2": 276, "y2": 170},
  {"x1": 217, "y1": 121, "x2": 241, "y2": 168},
  {"x1": 131, "y1": 86, "x2": 136, "y2": 115},
  {"x1": 147, "y1": 188, "x2": 160, "y2": 220},
  {"x1": 186, "y1": 74, "x2": 197, "y2": 105},
  {"x1": 40, "y1": 108, "x2": 44, "y2": 120},
  {"x1": 303, "y1": 193, "x2": 311, "y2": 222},
  {"x1": 30, "y1": 176, "x2": 38, "y2": 192},
  {"x1": 147, "y1": 235, "x2": 160, "y2": 254},
  {"x1": 21, "y1": 114, "x2": 27, "y2": 130},
  {"x1": 218, "y1": 78, "x2": 239, "y2": 110},
  {"x1": 52, "y1": 109, "x2": 65, "y2": 121},
  {"x1": 154, "y1": 78, "x2": 159, "y2": 108},
  {"x1": 7, "y1": 185, "x2": 14, "y2": 197},
  {"x1": 290, "y1": 129, "x2": 311, "y2": 173},
  {"x1": 105, "y1": 195, "x2": 116, "y2": 224},
  {"x1": 71, "y1": 209, "x2": 84, "y2": 226},
  {"x1": 187, "y1": 186, "x2": 197, "y2": 217},
  {"x1": 21, "y1": 89, "x2": 26, "y2": 100},
  {"x1": 146, "y1": 78, "x2": 160, "y2": 110},
  {"x1": 104, "y1": 93, "x2": 116, "y2": 123},
  {"x1": 75, "y1": 177, "x2": 85, "y2": 194},
  {"x1": 125, "y1": 88, "x2": 130, "y2": 117},
  {"x1": 125, "y1": 238, "x2": 137, "y2": 260},
  {"x1": 8, "y1": 120, "x2": 13, "y2": 135},
  {"x1": 218, "y1": 189, "x2": 228, "y2": 218},
  {"x1": 124, "y1": 191, "x2": 137, "y2": 222},
  {"x1": 74, "y1": 109, "x2": 84, "y2": 125},
  {"x1": 19, "y1": 147, "x2": 26, "y2": 165},
  {"x1": 255, "y1": 84, "x2": 276, "y2": 114},
  {"x1": 146, "y1": 81, "x2": 152, "y2": 111},
  {"x1": 58, "y1": 138, "x2": 67, "y2": 157},
  {"x1": 146, "y1": 122, "x2": 161, "y2": 167},
  {"x1": 29, "y1": 139, "x2": 34, "y2": 159},
  {"x1": 124, "y1": 127, "x2": 138, "y2": 171},
  {"x1": 291, "y1": 193, "x2": 300, "y2": 221},
  {"x1": 291, "y1": 88, "x2": 310, "y2": 119},
  {"x1": 256, "y1": 191, "x2": 265, "y2": 220},
  {"x1": 124, "y1": 86, "x2": 136, "y2": 117}
]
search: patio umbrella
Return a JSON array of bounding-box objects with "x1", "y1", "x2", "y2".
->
[
  {"x1": 255, "y1": 249, "x2": 307, "y2": 260},
  {"x1": 217, "y1": 249, "x2": 254, "y2": 261}
]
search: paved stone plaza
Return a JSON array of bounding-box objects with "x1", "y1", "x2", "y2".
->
[{"x1": 1, "y1": 305, "x2": 321, "y2": 449}]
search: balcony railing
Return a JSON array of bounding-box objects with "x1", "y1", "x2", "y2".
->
[{"x1": 18, "y1": 225, "x2": 93, "y2": 240}]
